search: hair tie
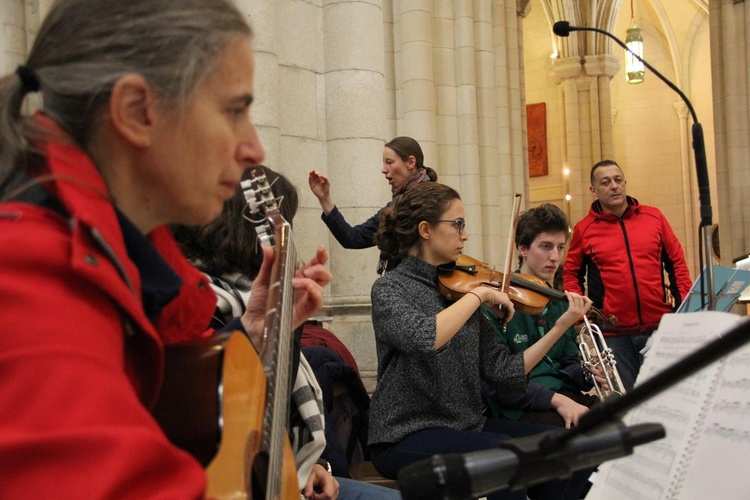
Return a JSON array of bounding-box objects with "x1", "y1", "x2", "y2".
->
[{"x1": 15, "y1": 65, "x2": 41, "y2": 94}]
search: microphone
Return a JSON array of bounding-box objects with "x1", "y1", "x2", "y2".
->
[
  {"x1": 397, "y1": 421, "x2": 665, "y2": 500},
  {"x1": 552, "y1": 21, "x2": 575, "y2": 37}
]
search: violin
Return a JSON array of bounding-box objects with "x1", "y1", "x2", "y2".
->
[{"x1": 437, "y1": 254, "x2": 617, "y2": 329}]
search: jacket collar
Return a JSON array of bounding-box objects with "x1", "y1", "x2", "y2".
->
[
  {"x1": 590, "y1": 195, "x2": 640, "y2": 220},
  {"x1": 31, "y1": 113, "x2": 215, "y2": 343}
]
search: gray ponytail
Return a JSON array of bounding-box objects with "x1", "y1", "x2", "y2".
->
[{"x1": 0, "y1": 0, "x2": 252, "y2": 192}]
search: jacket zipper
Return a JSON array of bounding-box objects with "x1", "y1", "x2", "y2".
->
[{"x1": 619, "y1": 217, "x2": 644, "y2": 324}]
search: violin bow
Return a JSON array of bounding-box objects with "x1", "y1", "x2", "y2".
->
[{"x1": 500, "y1": 193, "x2": 523, "y2": 332}]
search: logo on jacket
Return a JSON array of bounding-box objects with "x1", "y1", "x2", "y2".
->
[{"x1": 513, "y1": 333, "x2": 529, "y2": 344}]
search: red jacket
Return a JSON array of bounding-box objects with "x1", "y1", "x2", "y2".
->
[
  {"x1": 0, "y1": 116, "x2": 217, "y2": 498},
  {"x1": 563, "y1": 197, "x2": 692, "y2": 334}
]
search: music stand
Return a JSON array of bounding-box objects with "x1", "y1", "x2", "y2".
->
[{"x1": 677, "y1": 265, "x2": 750, "y2": 313}]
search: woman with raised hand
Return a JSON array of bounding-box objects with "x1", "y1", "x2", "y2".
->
[
  {"x1": 0, "y1": 0, "x2": 330, "y2": 497},
  {"x1": 309, "y1": 136, "x2": 437, "y2": 273}
]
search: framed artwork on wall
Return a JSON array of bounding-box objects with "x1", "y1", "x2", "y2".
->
[{"x1": 527, "y1": 102, "x2": 548, "y2": 177}]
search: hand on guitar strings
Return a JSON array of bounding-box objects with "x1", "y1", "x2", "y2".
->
[{"x1": 241, "y1": 246, "x2": 333, "y2": 344}]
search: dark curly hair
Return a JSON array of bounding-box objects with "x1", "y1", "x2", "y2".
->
[{"x1": 375, "y1": 182, "x2": 460, "y2": 260}]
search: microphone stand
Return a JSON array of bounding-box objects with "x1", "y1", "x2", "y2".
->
[{"x1": 556, "y1": 22, "x2": 715, "y2": 310}]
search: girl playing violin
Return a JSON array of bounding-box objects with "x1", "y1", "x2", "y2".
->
[{"x1": 367, "y1": 183, "x2": 592, "y2": 500}]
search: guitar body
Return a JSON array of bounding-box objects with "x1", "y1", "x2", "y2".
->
[
  {"x1": 205, "y1": 331, "x2": 263, "y2": 497},
  {"x1": 246, "y1": 430, "x2": 300, "y2": 500},
  {"x1": 155, "y1": 332, "x2": 300, "y2": 499},
  {"x1": 205, "y1": 333, "x2": 298, "y2": 499}
]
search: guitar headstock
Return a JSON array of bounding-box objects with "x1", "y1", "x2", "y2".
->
[{"x1": 240, "y1": 167, "x2": 288, "y2": 248}]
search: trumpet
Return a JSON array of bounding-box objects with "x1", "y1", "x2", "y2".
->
[{"x1": 578, "y1": 315, "x2": 627, "y2": 400}]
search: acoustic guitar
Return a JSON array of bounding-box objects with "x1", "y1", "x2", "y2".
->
[{"x1": 153, "y1": 167, "x2": 300, "y2": 499}]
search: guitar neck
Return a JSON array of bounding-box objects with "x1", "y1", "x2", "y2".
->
[
  {"x1": 259, "y1": 219, "x2": 298, "y2": 497},
  {"x1": 241, "y1": 167, "x2": 301, "y2": 497}
]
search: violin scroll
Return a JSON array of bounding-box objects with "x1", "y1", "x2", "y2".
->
[{"x1": 587, "y1": 306, "x2": 618, "y2": 331}]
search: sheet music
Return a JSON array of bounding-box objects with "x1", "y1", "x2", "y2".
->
[
  {"x1": 586, "y1": 311, "x2": 746, "y2": 500},
  {"x1": 671, "y1": 346, "x2": 750, "y2": 499}
]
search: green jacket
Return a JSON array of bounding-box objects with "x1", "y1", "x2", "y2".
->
[{"x1": 483, "y1": 299, "x2": 588, "y2": 419}]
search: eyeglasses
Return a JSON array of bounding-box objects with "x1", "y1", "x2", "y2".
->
[{"x1": 436, "y1": 218, "x2": 466, "y2": 235}]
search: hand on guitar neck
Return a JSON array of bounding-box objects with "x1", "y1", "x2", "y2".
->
[{"x1": 242, "y1": 245, "x2": 332, "y2": 347}]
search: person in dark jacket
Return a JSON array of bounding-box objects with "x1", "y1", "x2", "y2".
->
[
  {"x1": 483, "y1": 203, "x2": 598, "y2": 428},
  {"x1": 308, "y1": 136, "x2": 437, "y2": 273},
  {"x1": 563, "y1": 160, "x2": 692, "y2": 391}
]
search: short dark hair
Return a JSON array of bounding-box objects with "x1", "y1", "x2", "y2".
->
[
  {"x1": 590, "y1": 159, "x2": 621, "y2": 185},
  {"x1": 515, "y1": 203, "x2": 569, "y2": 266}
]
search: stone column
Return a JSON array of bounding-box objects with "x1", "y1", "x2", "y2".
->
[
  {"x1": 398, "y1": 0, "x2": 438, "y2": 161},
  {"x1": 453, "y1": 0, "x2": 483, "y2": 258},
  {"x1": 584, "y1": 55, "x2": 618, "y2": 161},
  {"x1": 551, "y1": 54, "x2": 618, "y2": 225},
  {"x1": 320, "y1": 0, "x2": 386, "y2": 391},
  {"x1": 710, "y1": 0, "x2": 750, "y2": 265},
  {"x1": 552, "y1": 58, "x2": 583, "y2": 217},
  {"x1": 234, "y1": 0, "x2": 281, "y2": 165},
  {"x1": 485, "y1": 0, "x2": 531, "y2": 265},
  {"x1": 432, "y1": 0, "x2": 460, "y2": 187}
]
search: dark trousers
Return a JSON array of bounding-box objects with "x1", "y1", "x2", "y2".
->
[
  {"x1": 371, "y1": 418, "x2": 592, "y2": 500},
  {"x1": 606, "y1": 333, "x2": 652, "y2": 391}
]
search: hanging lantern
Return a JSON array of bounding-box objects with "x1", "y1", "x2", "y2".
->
[
  {"x1": 625, "y1": 0, "x2": 644, "y2": 84},
  {"x1": 626, "y1": 22, "x2": 644, "y2": 84}
]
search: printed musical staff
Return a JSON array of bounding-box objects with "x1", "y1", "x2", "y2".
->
[{"x1": 587, "y1": 312, "x2": 749, "y2": 500}]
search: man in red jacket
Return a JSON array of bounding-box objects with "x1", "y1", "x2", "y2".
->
[{"x1": 563, "y1": 160, "x2": 692, "y2": 391}]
